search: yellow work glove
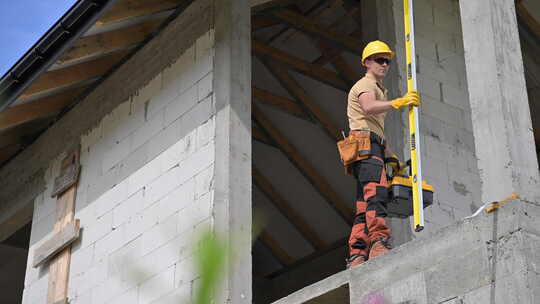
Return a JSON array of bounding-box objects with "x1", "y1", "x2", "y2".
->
[{"x1": 390, "y1": 90, "x2": 420, "y2": 109}]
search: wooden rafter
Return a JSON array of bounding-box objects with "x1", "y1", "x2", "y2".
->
[
  {"x1": 253, "y1": 125, "x2": 273, "y2": 146},
  {"x1": 313, "y1": 28, "x2": 362, "y2": 66},
  {"x1": 517, "y1": 1, "x2": 540, "y2": 39},
  {"x1": 0, "y1": 118, "x2": 52, "y2": 149},
  {"x1": 253, "y1": 86, "x2": 308, "y2": 119},
  {"x1": 316, "y1": 41, "x2": 361, "y2": 86},
  {"x1": 267, "y1": 9, "x2": 363, "y2": 54},
  {"x1": 253, "y1": 40, "x2": 349, "y2": 91},
  {"x1": 251, "y1": 0, "x2": 293, "y2": 14},
  {"x1": 0, "y1": 144, "x2": 21, "y2": 166},
  {"x1": 58, "y1": 19, "x2": 163, "y2": 66},
  {"x1": 0, "y1": 87, "x2": 87, "y2": 132},
  {"x1": 252, "y1": 105, "x2": 353, "y2": 225},
  {"x1": 260, "y1": 60, "x2": 341, "y2": 141},
  {"x1": 253, "y1": 167, "x2": 326, "y2": 250},
  {"x1": 96, "y1": 0, "x2": 182, "y2": 26},
  {"x1": 21, "y1": 51, "x2": 129, "y2": 99},
  {"x1": 252, "y1": 15, "x2": 282, "y2": 31},
  {"x1": 259, "y1": 230, "x2": 294, "y2": 266}
]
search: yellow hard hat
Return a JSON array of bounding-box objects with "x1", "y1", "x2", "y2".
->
[{"x1": 361, "y1": 40, "x2": 395, "y2": 65}]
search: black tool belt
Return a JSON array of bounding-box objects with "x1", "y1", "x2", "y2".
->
[{"x1": 369, "y1": 132, "x2": 386, "y2": 159}]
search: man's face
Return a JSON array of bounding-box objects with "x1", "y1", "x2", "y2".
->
[{"x1": 365, "y1": 53, "x2": 392, "y2": 78}]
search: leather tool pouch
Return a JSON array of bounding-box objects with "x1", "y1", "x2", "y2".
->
[{"x1": 337, "y1": 131, "x2": 371, "y2": 175}]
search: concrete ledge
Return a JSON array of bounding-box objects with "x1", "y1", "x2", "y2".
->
[{"x1": 272, "y1": 199, "x2": 540, "y2": 304}]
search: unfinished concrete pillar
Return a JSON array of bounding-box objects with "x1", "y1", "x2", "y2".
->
[
  {"x1": 212, "y1": 0, "x2": 252, "y2": 303},
  {"x1": 459, "y1": 0, "x2": 540, "y2": 203}
]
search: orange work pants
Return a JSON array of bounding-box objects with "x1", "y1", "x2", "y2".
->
[{"x1": 348, "y1": 155, "x2": 391, "y2": 258}]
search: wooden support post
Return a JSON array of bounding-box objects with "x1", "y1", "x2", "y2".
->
[{"x1": 36, "y1": 148, "x2": 82, "y2": 304}]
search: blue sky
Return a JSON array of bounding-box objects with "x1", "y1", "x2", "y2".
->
[{"x1": 0, "y1": 1, "x2": 77, "y2": 77}]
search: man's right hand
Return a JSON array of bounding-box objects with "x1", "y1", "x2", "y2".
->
[{"x1": 390, "y1": 91, "x2": 420, "y2": 109}]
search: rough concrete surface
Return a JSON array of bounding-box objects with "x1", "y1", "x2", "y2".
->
[{"x1": 272, "y1": 198, "x2": 540, "y2": 304}]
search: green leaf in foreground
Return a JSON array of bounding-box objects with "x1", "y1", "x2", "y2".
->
[{"x1": 194, "y1": 230, "x2": 227, "y2": 304}]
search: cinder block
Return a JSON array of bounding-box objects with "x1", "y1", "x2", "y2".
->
[
  {"x1": 109, "y1": 287, "x2": 138, "y2": 304},
  {"x1": 29, "y1": 213, "x2": 55, "y2": 246},
  {"x1": 194, "y1": 30, "x2": 214, "y2": 82},
  {"x1": 197, "y1": 72, "x2": 213, "y2": 101},
  {"x1": 156, "y1": 139, "x2": 184, "y2": 174},
  {"x1": 93, "y1": 222, "x2": 126, "y2": 262},
  {"x1": 134, "y1": 73, "x2": 163, "y2": 114},
  {"x1": 70, "y1": 243, "x2": 95, "y2": 278},
  {"x1": 131, "y1": 109, "x2": 165, "y2": 152},
  {"x1": 113, "y1": 190, "x2": 145, "y2": 228},
  {"x1": 196, "y1": 116, "x2": 215, "y2": 150},
  {"x1": 177, "y1": 191, "x2": 213, "y2": 235},
  {"x1": 81, "y1": 123, "x2": 102, "y2": 152},
  {"x1": 139, "y1": 212, "x2": 179, "y2": 257},
  {"x1": 176, "y1": 143, "x2": 215, "y2": 186},
  {"x1": 433, "y1": 3, "x2": 461, "y2": 34},
  {"x1": 138, "y1": 265, "x2": 176, "y2": 304},
  {"x1": 420, "y1": 96, "x2": 464, "y2": 129},
  {"x1": 174, "y1": 255, "x2": 196, "y2": 288},
  {"x1": 164, "y1": 84, "x2": 198, "y2": 127},
  {"x1": 162, "y1": 45, "x2": 196, "y2": 103},
  {"x1": 127, "y1": 156, "x2": 162, "y2": 197},
  {"x1": 416, "y1": 36, "x2": 437, "y2": 62},
  {"x1": 102, "y1": 100, "x2": 131, "y2": 145},
  {"x1": 155, "y1": 178, "x2": 195, "y2": 223},
  {"x1": 93, "y1": 180, "x2": 129, "y2": 218},
  {"x1": 150, "y1": 286, "x2": 191, "y2": 304},
  {"x1": 102, "y1": 135, "x2": 133, "y2": 173},
  {"x1": 417, "y1": 75, "x2": 441, "y2": 101},
  {"x1": 108, "y1": 236, "x2": 143, "y2": 282},
  {"x1": 441, "y1": 82, "x2": 469, "y2": 111},
  {"x1": 145, "y1": 166, "x2": 181, "y2": 208},
  {"x1": 194, "y1": 164, "x2": 214, "y2": 199}
]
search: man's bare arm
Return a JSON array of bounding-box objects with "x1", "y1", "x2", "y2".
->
[{"x1": 358, "y1": 92, "x2": 393, "y2": 115}]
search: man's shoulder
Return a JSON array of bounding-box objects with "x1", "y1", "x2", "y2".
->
[{"x1": 350, "y1": 76, "x2": 377, "y2": 93}]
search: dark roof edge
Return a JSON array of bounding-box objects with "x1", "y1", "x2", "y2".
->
[{"x1": 0, "y1": 0, "x2": 118, "y2": 112}]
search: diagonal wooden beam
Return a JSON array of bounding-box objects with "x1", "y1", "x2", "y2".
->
[
  {"x1": 0, "y1": 87, "x2": 87, "y2": 132},
  {"x1": 252, "y1": 40, "x2": 349, "y2": 91},
  {"x1": 0, "y1": 118, "x2": 52, "y2": 149},
  {"x1": 96, "y1": 0, "x2": 182, "y2": 26},
  {"x1": 260, "y1": 60, "x2": 341, "y2": 141},
  {"x1": 267, "y1": 9, "x2": 363, "y2": 54},
  {"x1": 259, "y1": 230, "x2": 294, "y2": 266},
  {"x1": 253, "y1": 167, "x2": 326, "y2": 250},
  {"x1": 21, "y1": 51, "x2": 128, "y2": 99},
  {"x1": 253, "y1": 124, "x2": 274, "y2": 146},
  {"x1": 252, "y1": 15, "x2": 282, "y2": 31},
  {"x1": 57, "y1": 19, "x2": 163, "y2": 67},
  {"x1": 252, "y1": 87, "x2": 309, "y2": 119},
  {"x1": 316, "y1": 41, "x2": 361, "y2": 86},
  {"x1": 253, "y1": 104, "x2": 353, "y2": 225},
  {"x1": 313, "y1": 28, "x2": 363, "y2": 66},
  {"x1": 0, "y1": 144, "x2": 21, "y2": 166},
  {"x1": 251, "y1": 0, "x2": 294, "y2": 13},
  {"x1": 516, "y1": 1, "x2": 540, "y2": 39}
]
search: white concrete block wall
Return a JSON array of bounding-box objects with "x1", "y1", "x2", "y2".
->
[
  {"x1": 404, "y1": 0, "x2": 481, "y2": 232},
  {"x1": 22, "y1": 29, "x2": 216, "y2": 304}
]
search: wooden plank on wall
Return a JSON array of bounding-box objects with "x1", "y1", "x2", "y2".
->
[
  {"x1": 96, "y1": 0, "x2": 182, "y2": 26},
  {"x1": 33, "y1": 220, "x2": 80, "y2": 268}
]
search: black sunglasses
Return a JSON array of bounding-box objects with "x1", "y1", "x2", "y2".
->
[{"x1": 373, "y1": 57, "x2": 391, "y2": 65}]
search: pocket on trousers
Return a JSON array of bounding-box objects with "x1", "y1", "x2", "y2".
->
[{"x1": 355, "y1": 158, "x2": 383, "y2": 183}]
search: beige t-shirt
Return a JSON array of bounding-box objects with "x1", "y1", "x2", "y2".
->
[{"x1": 347, "y1": 73, "x2": 388, "y2": 138}]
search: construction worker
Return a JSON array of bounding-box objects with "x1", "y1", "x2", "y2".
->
[{"x1": 346, "y1": 40, "x2": 420, "y2": 268}]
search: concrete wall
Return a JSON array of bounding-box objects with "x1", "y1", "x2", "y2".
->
[
  {"x1": 388, "y1": 0, "x2": 481, "y2": 234},
  {"x1": 11, "y1": 1, "x2": 223, "y2": 303},
  {"x1": 271, "y1": 198, "x2": 540, "y2": 304}
]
